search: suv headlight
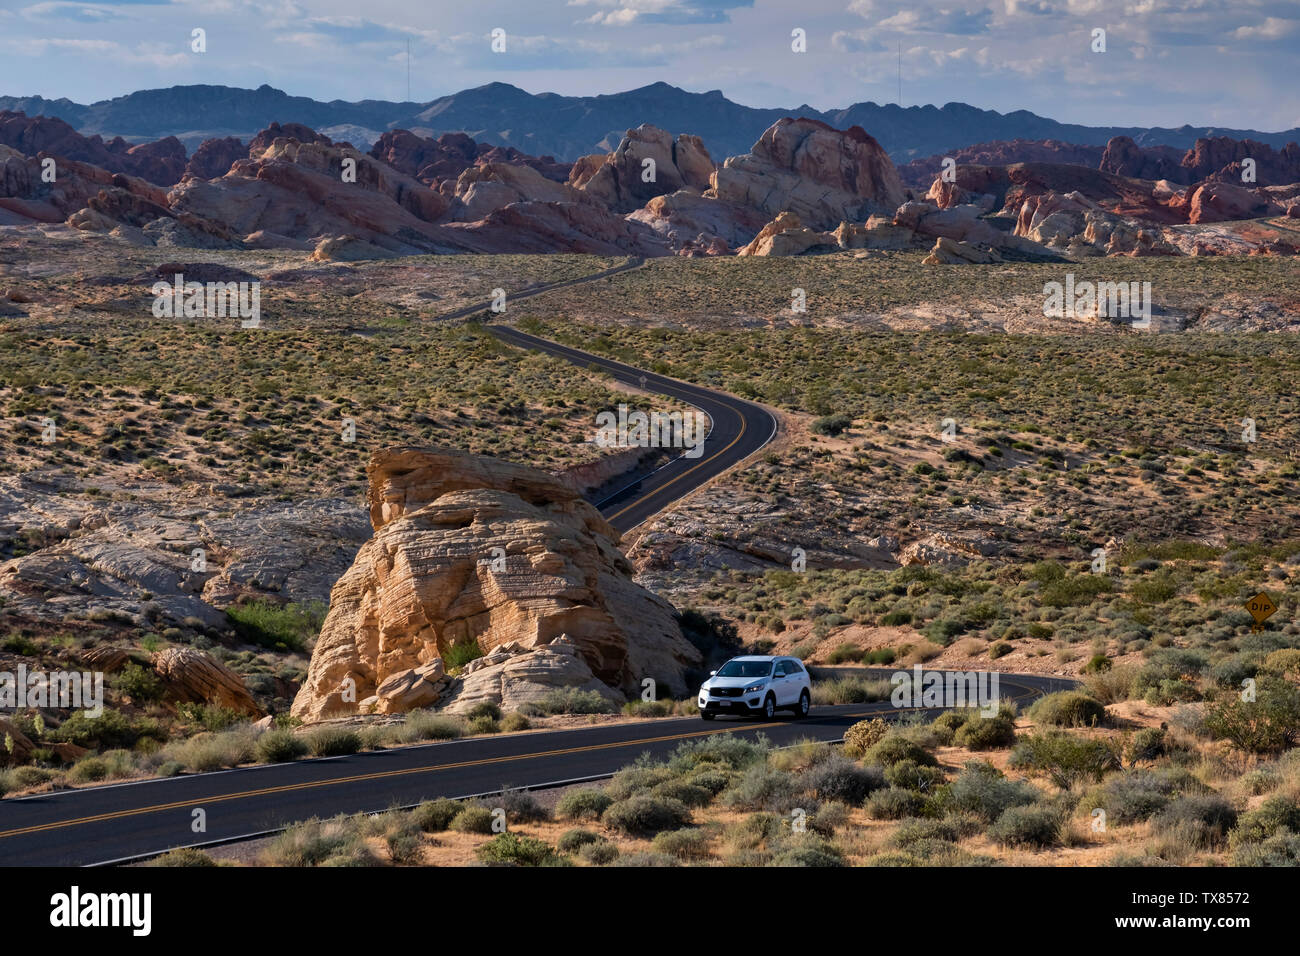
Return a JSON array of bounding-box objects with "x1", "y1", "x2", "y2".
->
[{"x1": 743, "y1": 681, "x2": 766, "y2": 694}]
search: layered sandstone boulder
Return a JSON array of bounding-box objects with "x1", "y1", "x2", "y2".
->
[
  {"x1": 151, "y1": 646, "x2": 260, "y2": 715},
  {"x1": 290, "y1": 446, "x2": 700, "y2": 722}
]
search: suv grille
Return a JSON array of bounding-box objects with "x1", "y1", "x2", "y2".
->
[{"x1": 712, "y1": 686, "x2": 744, "y2": 698}]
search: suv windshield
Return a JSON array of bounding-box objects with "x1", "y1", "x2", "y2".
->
[{"x1": 716, "y1": 660, "x2": 773, "y2": 678}]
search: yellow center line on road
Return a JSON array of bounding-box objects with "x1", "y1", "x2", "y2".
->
[{"x1": 0, "y1": 681, "x2": 1047, "y2": 842}]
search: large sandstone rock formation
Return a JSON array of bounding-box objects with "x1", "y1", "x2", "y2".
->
[
  {"x1": 290, "y1": 446, "x2": 700, "y2": 722},
  {"x1": 710, "y1": 118, "x2": 905, "y2": 231}
]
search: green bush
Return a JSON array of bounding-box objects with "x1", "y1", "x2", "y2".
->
[
  {"x1": 579, "y1": 841, "x2": 620, "y2": 865},
  {"x1": 802, "y1": 755, "x2": 884, "y2": 806},
  {"x1": 884, "y1": 758, "x2": 946, "y2": 793},
  {"x1": 1205, "y1": 677, "x2": 1300, "y2": 754},
  {"x1": 111, "y1": 663, "x2": 164, "y2": 703},
  {"x1": 413, "y1": 798, "x2": 462, "y2": 832},
  {"x1": 769, "y1": 835, "x2": 845, "y2": 867},
  {"x1": 1154, "y1": 795, "x2": 1237, "y2": 848},
  {"x1": 1027, "y1": 692, "x2": 1107, "y2": 728},
  {"x1": 866, "y1": 786, "x2": 925, "y2": 820},
  {"x1": 467, "y1": 715, "x2": 500, "y2": 735},
  {"x1": 946, "y1": 762, "x2": 1039, "y2": 822},
  {"x1": 401, "y1": 711, "x2": 463, "y2": 741},
  {"x1": 722, "y1": 764, "x2": 802, "y2": 813},
  {"x1": 1085, "y1": 768, "x2": 1204, "y2": 825},
  {"x1": 953, "y1": 710, "x2": 1018, "y2": 750},
  {"x1": 519, "y1": 688, "x2": 618, "y2": 716},
  {"x1": 305, "y1": 727, "x2": 362, "y2": 757},
  {"x1": 443, "y1": 641, "x2": 484, "y2": 670},
  {"x1": 842, "y1": 718, "x2": 890, "y2": 757},
  {"x1": 1009, "y1": 732, "x2": 1121, "y2": 789},
  {"x1": 467, "y1": 701, "x2": 502, "y2": 721},
  {"x1": 500, "y1": 712, "x2": 531, "y2": 732},
  {"x1": 225, "y1": 600, "x2": 324, "y2": 652},
  {"x1": 449, "y1": 805, "x2": 496, "y2": 834},
  {"x1": 476, "y1": 833, "x2": 562, "y2": 866},
  {"x1": 1229, "y1": 795, "x2": 1300, "y2": 847},
  {"x1": 146, "y1": 848, "x2": 219, "y2": 867},
  {"x1": 53, "y1": 708, "x2": 165, "y2": 751},
  {"x1": 989, "y1": 805, "x2": 1061, "y2": 847},
  {"x1": 1232, "y1": 828, "x2": 1300, "y2": 866},
  {"x1": 864, "y1": 733, "x2": 938, "y2": 768},
  {"x1": 555, "y1": 788, "x2": 615, "y2": 821},
  {"x1": 811, "y1": 413, "x2": 853, "y2": 437},
  {"x1": 602, "y1": 795, "x2": 691, "y2": 836},
  {"x1": 1124, "y1": 728, "x2": 1166, "y2": 765},
  {"x1": 652, "y1": 828, "x2": 712, "y2": 861},
  {"x1": 255, "y1": 728, "x2": 308, "y2": 764},
  {"x1": 650, "y1": 779, "x2": 713, "y2": 808},
  {"x1": 496, "y1": 788, "x2": 548, "y2": 823},
  {"x1": 557, "y1": 828, "x2": 602, "y2": 853}
]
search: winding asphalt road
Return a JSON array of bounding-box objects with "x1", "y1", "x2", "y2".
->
[{"x1": 0, "y1": 260, "x2": 1074, "y2": 866}]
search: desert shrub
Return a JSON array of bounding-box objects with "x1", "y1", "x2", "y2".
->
[
  {"x1": 602, "y1": 795, "x2": 690, "y2": 836},
  {"x1": 811, "y1": 413, "x2": 852, "y2": 436},
  {"x1": 146, "y1": 848, "x2": 218, "y2": 867},
  {"x1": 255, "y1": 728, "x2": 307, "y2": 763},
  {"x1": 467, "y1": 715, "x2": 500, "y2": 735},
  {"x1": 476, "y1": 833, "x2": 561, "y2": 867},
  {"x1": 652, "y1": 828, "x2": 712, "y2": 861},
  {"x1": 946, "y1": 762, "x2": 1040, "y2": 822},
  {"x1": 989, "y1": 805, "x2": 1061, "y2": 847},
  {"x1": 53, "y1": 708, "x2": 165, "y2": 751},
  {"x1": 225, "y1": 600, "x2": 324, "y2": 652},
  {"x1": 401, "y1": 711, "x2": 463, "y2": 741},
  {"x1": 500, "y1": 712, "x2": 531, "y2": 732},
  {"x1": 449, "y1": 805, "x2": 495, "y2": 834},
  {"x1": 650, "y1": 779, "x2": 713, "y2": 808},
  {"x1": 1084, "y1": 654, "x2": 1112, "y2": 674},
  {"x1": 384, "y1": 821, "x2": 424, "y2": 865},
  {"x1": 1085, "y1": 768, "x2": 1205, "y2": 825},
  {"x1": 1027, "y1": 691, "x2": 1107, "y2": 728},
  {"x1": 555, "y1": 788, "x2": 614, "y2": 821},
  {"x1": 884, "y1": 758, "x2": 946, "y2": 793},
  {"x1": 842, "y1": 718, "x2": 890, "y2": 757},
  {"x1": 1232, "y1": 829, "x2": 1300, "y2": 866},
  {"x1": 809, "y1": 801, "x2": 851, "y2": 836},
  {"x1": 866, "y1": 786, "x2": 925, "y2": 820},
  {"x1": 305, "y1": 727, "x2": 362, "y2": 757},
  {"x1": 1084, "y1": 664, "x2": 1138, "y2": 704},
  {"x1": 611, "y1": 851, "x2": 679, "y2": 867},
  {"x1": 1204, "y1": 676, "x2": 1300, "y2": 754},
  {"x1": 1154, "y1": 795, "x2": 1237, "y2": 848},
  {"x1": 579, "y1": 841, "x2": 620, "y2": 865},
  {"x1": 1009, "y1": 732, "x2": 1121, "y2": 789},
  {"x1": 1262, "y1": 648, "x2": 1300, "y2": 679},
  {"x1": 890, "y1": 817, "x2": 960, "y2": 850},
  {"x1": 557, "y1": 828, "x2": 602, "y2": 853},
  {"x1": 686, "y1": 767, "x2": 732, "y2": 795},
  {"x1": 162, "y1": 727, "x2": 257, "y2": 772},
  {"x1": 1124, "y1": 728, "x2": 1166, "y2": 765},
  {"x1": 1229, "y1": 795, "x2": 1300, "y2": 846},
  {"x1": 768, "y1": 835, "x2": 845, "y2": 867},
  {"x1": 667, "y1": 733, "x2": 768, "y2": 773},
  {"x1": 802, "y1": 755, "x2": 884, "y2": 805},
  {"x1": 1040, "y1": 574, "x2": 1111, "y2": 607},
  {"x1": 722, "y1": 764, "x2": 802, "y2": 812},
  {"x1": 496, "y1": 787, "x2": 548, "y2": 823},
  {"x1": 953, "y1": 710, "x2": 1018, "y2": 750},
  {"x1": 263, "y1": 816, "x2": 362, "y2": 866},
  {"x1": 111, "y1": 663, "x2": 164, "y2": 703},
  {"x1": 412, "y1": 797, "x2": 462, "y2": 832},
  {"x1": 443, "y1": 641, "x2": 483, "y2": 669},
  {"x1": 519, "y1": 688, "x2": 617, "y2": 716},
  {"x1": 864, "y1": 733, "x2": 937, "y2": 768},
  {"x1": 605, "y1": 766, "x2": 676, "y2": 801},
  {"x1": 467, "y1": 701, "x2": 502, "y2": 721}
]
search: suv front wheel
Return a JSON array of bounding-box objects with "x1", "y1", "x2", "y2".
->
[{"x1": 762, "y1": 694, "x2": 776, "y2": 719}]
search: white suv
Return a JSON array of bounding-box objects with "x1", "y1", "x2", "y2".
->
[{"x1": 698, "y1": 655, "x2": 811, "y2": 720}]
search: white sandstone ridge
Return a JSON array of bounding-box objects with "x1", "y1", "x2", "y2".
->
[{"x1": 290, "y1": 445, "x2": 701, "y2": 722}]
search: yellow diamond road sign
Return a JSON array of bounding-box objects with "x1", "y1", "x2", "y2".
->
[{"x1": 1246, "y1": 592, "x2": 1278, "y2": 631}]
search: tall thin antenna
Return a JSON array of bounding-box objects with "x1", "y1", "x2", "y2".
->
[
  {"x1": 897, "y1": 41, "x2": 901, "y2": 106},
  {"x1": 407, "y1": 38, "x2": 411, "y2": 102}
]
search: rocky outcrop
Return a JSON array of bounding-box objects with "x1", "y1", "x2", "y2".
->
[
  {"x1": 710, "y1": 118, "x2": 905, "y2": 231},
  {"x1": 185, "y1": 137, "x2": 246, "y2": 180},
  {"x1": 0, "y1": 716, "x2": 34, "y2": 765},
  {"x1": 0, "y1": 111, "x2": 187, "y2": 185},
  {"x1": 737, "y1": 211, "x2": 835, "y2": 257},
  {"x1": 439, "y1": 636, "x2": 623, "y2": 715},
  {"x1": 572, "y1": 125, "x2": 715, "y2": 213},
  {"x1": 151, "y1": 646, "x2": 260, "y2": 715},
  {"x1": 1186, "y1": 181, "x2": 1285, "y2": 223},
  {"x1": 899, "y1": 139, "x2": 1107, "y2": 187},
  {"x1": 922, "y1": 236, "x2": 1002, "y2": 264},
  {"x1": 370, "y1": 130, "x2": 570, "y2": 186},
  {"x1": 290, "y1": 446, "x2": 701, "y2": 722}
]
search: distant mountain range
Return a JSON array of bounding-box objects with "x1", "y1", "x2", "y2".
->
[{"x1": 3, "y1": 81, "x2": 1298, "y2": 163}]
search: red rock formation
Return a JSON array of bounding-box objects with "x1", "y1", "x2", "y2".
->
[
  {"x1": 369, "y1": 129, "x2": 569, "y2": 186},
  {"x1": 186, "y1": 136, "x2": 246, "y2": 180},
  {"x1": 900, "y1": 139, "x2": 1106, "y2": 187},
  {"x1": 0, "y1": 111, "x2": 187, "y2": 185}
]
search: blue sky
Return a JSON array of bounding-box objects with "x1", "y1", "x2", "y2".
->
[{"x1": 0, "y1": 0, "x2": 1297, "y2": 131}]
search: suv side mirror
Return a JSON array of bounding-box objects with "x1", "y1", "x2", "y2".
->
[{"x1": 709, "y1": 670, "x2": 716, "y2": 676}]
